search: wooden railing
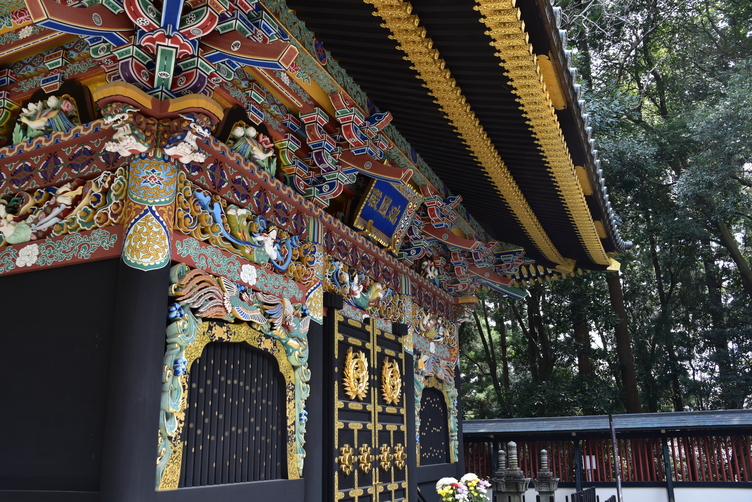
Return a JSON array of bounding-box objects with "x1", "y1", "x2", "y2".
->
[{"x1": 465, "y1": 434, "x2": 752, "y2": 483}]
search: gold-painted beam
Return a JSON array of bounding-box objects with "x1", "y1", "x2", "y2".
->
[
  {"x1": 475, "y1": 0, "x2": 612, "y2": 266},
  {"x1": 364, "y1": 0, "x2": 570, "y2": 268}
]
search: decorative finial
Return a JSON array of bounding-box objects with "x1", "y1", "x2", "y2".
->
[
  {"x1": 496, "y1": 448, "x2": 507, "y2": 477},
  {"x1": 507, "y1": 441, "x2": 519, "y2": 470}
]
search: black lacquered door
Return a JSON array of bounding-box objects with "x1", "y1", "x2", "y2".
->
[{"x1": 332, "y1": 312, "x2": 408, "y2": 502}]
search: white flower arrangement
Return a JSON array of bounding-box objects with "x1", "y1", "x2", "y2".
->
[{"x1": 436, "y1": 473, "x2": 491, "y2": 502}]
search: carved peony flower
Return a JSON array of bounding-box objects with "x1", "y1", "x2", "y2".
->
[
  {"x1": 15, "y1": 243, "x2": 39, "y2": 268},
  {"x1": 240, "y1": 264, "x2": 257, "y2": 286},
  {"x1": 258, "y1": 133, "x2": 273, "y2": 150},
  {"x1": 60, "y1": 99, "x2": 74, "y2": 114}
]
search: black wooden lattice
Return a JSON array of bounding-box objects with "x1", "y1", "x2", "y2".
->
[
  {"x1": 419, "y1": 387, "x2": 449, "y2": 465},
  {"x1": 179, "y1": 341, "x2": 287, "y2": 486}
]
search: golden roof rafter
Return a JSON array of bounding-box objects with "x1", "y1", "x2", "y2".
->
[
  {"x1": 475, "y1": 0, "x2": 612, "y2": 266},
  {"x1": 364, "y1": 0, "x2": 574, "y2": 270}
]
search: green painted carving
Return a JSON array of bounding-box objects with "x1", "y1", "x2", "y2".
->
[
  {"x1": 0, "y1": 1, "x2": 25, "y2": 17},
  {"x1": 0, "y1": 247, "x2": 18, "y2": 273},
  {"x1": 0, "y1": 25, "x2": 44, "y2": 47},
  {"x1": 175, "y1": 237, "x2": 243, "y2": 281},
  {"x1": 226, "y1": 126, "x2": 278, "y2": 175},
  {"x1": 157, "y1": 304, "x2": 200, "y2": 487},
  {"x1": 158, "y1": 264, "x2": 311, "y2": 489},
  {"x1": 0, "y1": 228, "x2": 118, "y2": 275},
  {"x1": 35, "y1": 228, "x2": 118, "y2": 265},
  {"x1": 256, "y1": 266, "x2": 303, "y2": 299},
  {"x1": 11, "y1": 57, "x2": 99, "y2": 94},
  {"x1": 414, "y1": 372, "x2": 459, "y2": 464}
]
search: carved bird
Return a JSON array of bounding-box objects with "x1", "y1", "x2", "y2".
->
[
  {"x1": 19, "y1": 97, "x2": 75, "y2": 132},
  {"x1": 220, "y1": 277, "x2": 268, "y2": 325},
  {"x1": 254, "y1": 228, "x2": 280, "y2": 261},
  {"x1": 256, "y1": 292, "x2": 296, "y2": 332}
]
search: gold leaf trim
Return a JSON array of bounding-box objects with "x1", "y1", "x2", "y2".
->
[
  {"x1": 364, "y1": 0, "x2": 567, "y2": 266},
  {"x1": 475, "y1": 0, "x2": 611, "y2": 265}
]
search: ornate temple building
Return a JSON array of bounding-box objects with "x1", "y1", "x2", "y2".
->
[{"x1": 0, "y1": 0, "x2": 627, "y2": 501}]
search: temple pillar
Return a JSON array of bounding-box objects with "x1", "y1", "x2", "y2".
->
[
  {"x1": 100, "y1": 151, "x2": 179, "y2": 501},
  {"x1": 304, "y1": 319, "x2": 324, "y2": 501}
]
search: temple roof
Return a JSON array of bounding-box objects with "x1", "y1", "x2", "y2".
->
[
  {"x1": 464, "y1": 410, "x2": 752, "y2": 437},
  {"x1": 0, "y1": 0, "x2": 629, "y2": 282},
  {"x1": 283, "y1": 0, "x2": 628, "y2": 272}
]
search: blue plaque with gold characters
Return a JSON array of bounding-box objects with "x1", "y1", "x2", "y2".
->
[{"x1": 353, "y1": 179, "x2": 422, "y2": 252}]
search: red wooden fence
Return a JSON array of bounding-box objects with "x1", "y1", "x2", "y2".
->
[{"x1": 464, "y1": 434, "x2": 752, "y2": 483}]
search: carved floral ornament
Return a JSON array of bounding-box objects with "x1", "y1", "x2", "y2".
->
[
  {"x1": 337, "y1": 444, "x2": 356, "y2": 475},
  {"x1": 381, "y1": 358, "x2": 402, "y2": 406},
  {"x1": 158, "y1": 263, "x2": 312, "y2": 489},
  {"x1": 343, "y1": 347, "x2": 369, "y2": 401},
  {"x1": 378, "y1": 444, "x2": 393, "y2": 471},
  {"x1": 358, "y1": 444, "x2": 375, "y2": 474},
  {"x1": 393, "y1": 443, "x2": 407, "y2": 470}
]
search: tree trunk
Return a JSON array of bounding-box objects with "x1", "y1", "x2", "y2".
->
[
  {"x1": 574, "y1": 319, "x2": 594, "y2": 375},
  {"x1": 528, "y1": 288, "x2": 555, "y2": 381},
  {"x1": 649, "y1": 235, "x2": 684, "y2": 411},
  {"x1": 702, "y1": 249, "x2": 741, "y2": 409},
  {"x1": 571, "y1": 284, "x2": 593, "y2": 375},
  {"x1": 512, "y1": 300, "x2": 540, "y2": 382},
  {"x1": 526, "y1": 298, "x2": 542, "y2": 382},
  {"x1": 713, "y1": 218, "x2": 752, "y2": 299},
  {"x1": 606, "y1": 272, "x2": 643, "y2": 413},
  {"x1": 500, "y1": 305, "x2": 510, "y2": 389},
  {"x1": 472, "y1": 310, "x2": 504, "y2": 405}
]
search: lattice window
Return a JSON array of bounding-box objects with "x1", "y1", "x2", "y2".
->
[{"x1": 179, "y1": 341, "x2": 287, "y2": 486}]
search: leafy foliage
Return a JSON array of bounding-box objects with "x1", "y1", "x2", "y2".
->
[{"x1": 460, "y1": 0, "x2": 752, "y2": 418}]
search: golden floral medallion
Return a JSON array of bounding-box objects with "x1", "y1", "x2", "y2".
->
[
  {"x1": 337, "y1": 444, "x2": 356, "y2": 475},
  {"x1": 358, "y1": 444, "x2": 375, "y2": 473},
  {"x1": 343, "y1": 347, "x2": 369, "y2": 400},
  {"x1": 393, "y1": 443, "x2": 407, "y2": 470},
  {"x1": 381, "y1": 358, "x2": 402, "y2": 405}
]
